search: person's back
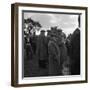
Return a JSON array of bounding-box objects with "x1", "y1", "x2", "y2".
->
[
  {"x1": 70, "y1": 28, "x2": 80, "y2": 75},
  {"x1": 48, "y1": 37, "x2": 60, "y2": 76},
  {"x1": 36, "y1": 30, "x2": 48, "y2": 68}
]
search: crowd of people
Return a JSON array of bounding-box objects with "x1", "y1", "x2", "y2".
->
[
  {"x1": 23, "y1": 18, "x2": 80, "y2": 77},
  {"x1": 24, "y1": 23, "x2": 80, "y2": 77}
]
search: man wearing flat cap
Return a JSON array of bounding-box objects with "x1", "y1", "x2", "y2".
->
[{"x1": 36, "y1": 30, "x2": 48, "y2": 73}]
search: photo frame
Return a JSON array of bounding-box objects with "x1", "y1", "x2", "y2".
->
[{"x1": 11, "y1": 3, "x2": 88, "y2": 87}]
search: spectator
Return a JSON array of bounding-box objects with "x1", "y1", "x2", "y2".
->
[
  {"x1": 36, "y1": 30, "x2": 48, "y2": 69},
  {"x1": 70, "y1": 28, "x2": 80, "y2": 75}
]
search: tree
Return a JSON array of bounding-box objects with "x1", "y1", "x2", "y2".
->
[{"x1": 24, "y1": 18, "x2": 42, "y2": 35}]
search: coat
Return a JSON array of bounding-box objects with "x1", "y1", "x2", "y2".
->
[
  {"x1": 36, "y1": 35, "x2": 48, "y2": 61},
  {"x1": 48, "y1": 40, "x2": 60, "y2": 75},
  {"x1": 70, "y1": 29, "x2": 80, "y2": 75}
]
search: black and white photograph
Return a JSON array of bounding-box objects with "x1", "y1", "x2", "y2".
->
[
  {"x1": 11, "y1": 3, "x2": 87, "y2": 87},
  {"x1": 23, "y1": 12, "x2": 81, "y2": 77}
]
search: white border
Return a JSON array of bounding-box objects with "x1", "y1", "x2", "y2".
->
[{"x1": 18, "y1": 6, "x2": 86, "y2": 84}]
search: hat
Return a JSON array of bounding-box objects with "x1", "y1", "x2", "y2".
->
[
  {"x1": 57, "y1": 29, "x2": 62, "y2": 33},
  {"x1": 41, "y1": 30, "x2": 45, "y2": 32},
  {"x1": 47, "y1": 30, "x2": 51, "y2": 35},
  {"x1": 51, "y1": 30, "x2": 58, "y2": 37},
  {"x1": 47, "y1": 30, "x2": 51, "y2": 32}
]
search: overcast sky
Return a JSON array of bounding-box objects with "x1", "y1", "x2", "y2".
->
[{"x1": 24, "y1": 12, "x2": 79, "y2": 36}]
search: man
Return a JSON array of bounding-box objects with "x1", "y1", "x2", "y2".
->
[
  {"x1": 47, "y1": 30, "x2": 51, "y2": 37},
  {"x1": 36, "y1": 30, "x2": 48, "y2": 69},
  {"x1": 70, "y1": 28, "x2": 80, "y2": 75},
  {"x1": 57, "y1": 29, "x2": 69, "y2": 75},
  {"x1": 30, "y1": 32, "x2": 37, "y2": 54},
  {"x1": 48, "y1": 30, "x2": 61, "y2": 76}
]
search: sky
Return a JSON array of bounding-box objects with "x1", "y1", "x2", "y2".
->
[{"x1": 24, "y1": 12, "x2": 79, "y2": 36}]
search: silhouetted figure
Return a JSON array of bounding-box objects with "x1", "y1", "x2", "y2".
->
[
  {"x1": 24, "y1": 32, "x2": 34, "y2": 77},
  {"x1": 36, "y1": 30, "x2": 48, "y2": 69},
  {"x1": 70, "y1": 28, "x2": 80, "y2": 75},
  {"x1": 30, "y1": 32, "x2": 37, "y2": 54}
]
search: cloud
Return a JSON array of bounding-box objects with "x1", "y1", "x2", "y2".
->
[{"x1": 24, "y1": 12, "x2": 79, "y2": 35}]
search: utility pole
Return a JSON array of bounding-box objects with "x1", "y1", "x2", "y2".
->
[{"x1": 78, "y1": 15, "x2": 81, "y2": 28}]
